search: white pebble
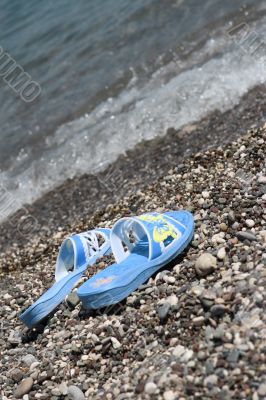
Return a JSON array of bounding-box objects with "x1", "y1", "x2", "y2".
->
[
  {"x1": 173, "y1": 345, "x2": 186, "y2": 358},
  {"x1": 245, "y1": 219, "x2": 255, "y2": 228},
  {"x1": 145, "y1": 381, "x2": 157, "y2": 394},
  {"x1": 111, "y1": 337, "x2": 121, "y2": 349},
  {"x1": 166, "y1": 294, "x2": 178, "y2": 306},
  {"x1": 163, "y1": 390, "x2": 177, "y2": 400},
  {"x1": 217, "y1": 247, "x2": 226, "y2": 260},
  {"x1": 195, "y1": 253, "x2": 217, "y2": 277},
  {"x1": 258, "y1": 175, "x2": 266, "y2": 184}
]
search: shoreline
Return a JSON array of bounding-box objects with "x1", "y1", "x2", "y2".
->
[
  {"x1": 0, "y1": 121, "x2": 265, "y2": 399},
  {"x1": 0, "y1": 84, "x2": 266, "y2": 258}
]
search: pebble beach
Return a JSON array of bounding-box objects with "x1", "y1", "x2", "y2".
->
[{"x1": 0, "y1": 120, "x2": 265, "y2": 399}]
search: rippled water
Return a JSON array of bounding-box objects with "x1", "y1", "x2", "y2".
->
[{"x1": 0, "y1": 0, "x2": 265, "y2": 221}]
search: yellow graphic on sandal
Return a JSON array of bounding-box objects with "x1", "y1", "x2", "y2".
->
[{"x1": 138, "y1": 214, "x2": 177, "y2": 243}]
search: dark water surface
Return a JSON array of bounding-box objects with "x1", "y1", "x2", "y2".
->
[{"x1": 0, "y1": 0, "x2": 265, "y2": 220}]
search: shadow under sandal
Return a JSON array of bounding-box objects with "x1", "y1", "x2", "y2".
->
[
  {"x1": 77, "y1": 211, "x2": 194, "y2": 310},
  {"x1": 19, "y1": 228, "x2": 111, "y2": 328}
]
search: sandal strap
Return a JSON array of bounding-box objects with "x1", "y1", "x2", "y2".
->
[
  {"x1": 55, "y1": 228, "x2": 110, "y2": 281},
  {"x1": 110, "y1": 212, "x2": 182, "y2": 263}
]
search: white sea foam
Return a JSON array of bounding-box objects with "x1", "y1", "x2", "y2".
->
[{"x1": 1, "y1": 16, "x2": 266, "y2": 222}]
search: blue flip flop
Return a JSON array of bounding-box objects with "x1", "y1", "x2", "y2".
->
[
  {"x1": 20, "y1": 228, "x2": 110, "y2": 328},
  {"x1": 77, "y1": 211, "x2": 194, "y2": 310}
]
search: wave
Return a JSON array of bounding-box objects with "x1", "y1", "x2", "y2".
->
[{"x1": 1, "y1": 12, "x2": 266, "y2": 222}]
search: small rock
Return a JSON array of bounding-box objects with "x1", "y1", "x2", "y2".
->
[
  {"x1": 173, "y1": 345, "x2": 186, "y2": 358},
  {"x1": 164, "y1": 275, "x2": 176, "y2": 284},
  {"x1": 14, "y1": 377, "x2": 34, "y2": 399},
  {"x1": 232, "y1": 222, "x2": 239, "y2": 230},
  {"x1": 259, "y1": 230, "x2": 266, "y2": 243},
  {"x1": 195, "y1": 253, "x2": 217, "y2": 277},
  {"x1": 212, "y1": 232, "x2": 225, "y2": 244},
  {"x1": 197, "y1": 351, "x2": 207, "y2": 361},
  {"x1": 67, "y1": 385, "x2": 85, "y2": 400},
  {"x1": 10, "y1": 368, "x2": 23, "y2": 383},
  {"x1": 258, "y1": 383, "x2": 266, "y2": 397},
  {"x1": 202, "y1": 191, "x2": 210, "y2": 199},
  {"x1": 66, "y1": 292, "x2": 80, "y2": 309},
  {"x1": 163, "y1": 390, "x2": 177, "y2": 400},
  {"x1": 158, "y1": 303, "x2": 170, "y2": 322},
  {"x1": 218, "y1": 197, "x2": 227, "y2": 204},
  {"x1": 201, "y1": 289, "x2": 216, "y2": 301},
  {"x1": 213, "y1": 325, "x2": 225, "y2": 339},
  {"x1": 204, "y1": 374, "x2": 218, "y2": 387},
  {"x1": 210, "y1": 304, "x2": 227, "y2": 318},
  {"x1": 58, "y1": 382, "x2": 68, "y2": 395},
  {"x1": 192, "y1": 316, "x2": 205, "y2": 326},
  {"x1": 254, "y1": 292, "x2": 263, "y2": 305},
  {"x1": 220, "y1": 223, "x2": 228, "y2": 231},
  {"x1": 30, "y1": 361, "x2": 40, "y2": 371},
  {"x1": 227, "y1": 349, "x2": 240, "y2": 364},
  {"x1": 167, "y1": 294, "x2": 178, "y2": 306},
  {"x1": 191, "y1": 285, "x2": 204, "y2": 297},
  {"x1": 145, "y1": 381, "x2": 157, "y2": 395},
  {"x1": 180, "y1": 349, "x2": 194, "y2": 363},
  {"x1": 228, "y1": 211, "x2": 235, "y2": 224},
  {"x1": 22, "y1": 354, "x2": 38, "y2": 367},
  {"x1": 245, "y1": 219, "x2": 255, "y2": 228},
  {"x1": 71, "y1": 344, "x2": 81, "y2": 354},
  {"x1": 110, "y1": 337, "x2": 121, "y2": 349},
  {"x1": 258, "y1": 175, "x2": 266, "y2": 184},
  {"x1": 8, "y1": 330, "x2": 21, "y2": 345},
  {"x1": 51, "y1": 388, "x2": 61, "y2": 396},
  {"x1": 236, "y1": 231, "x2": 257, "y2": 242},
  {"x1": 217, "y1": 247, "x2": 226, "y2": 260}
]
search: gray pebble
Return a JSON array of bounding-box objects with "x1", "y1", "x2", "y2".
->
[
  {"x1": 66, "y1": 292, "x2": 80, "y2": 309},
  {"x1": 236, "y1": 231, "x2": 257, "y2": 242},
  {"x1": 8, "y1": 330, "x2": 21, "y2": 345},
  {"x1": 67, "y1": 385, "x2": 85, "y2": 400},
  {"x1": 158, "y1": 302, "x2": 170, "y2": 322},
  {"x1": 227, "y1": 349, "x2": 240, "y2": 364},
  {"x1": 22, "y1": 354, "x2": 38, "y2": 367}
]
